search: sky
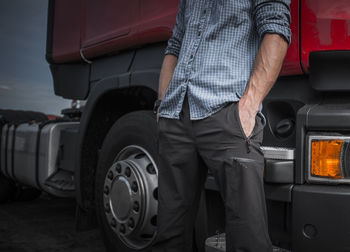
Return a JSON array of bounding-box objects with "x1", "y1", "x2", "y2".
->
[{"x1": 0, "y1": 0, "x2": 71, "y2": 115}]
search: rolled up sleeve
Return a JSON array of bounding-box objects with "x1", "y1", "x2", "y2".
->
[
  {"x1": 253, "y1": 0, "x2": 292, "y2": 45},
  {"x1": 164, "y1": 0, "x2": 186, "y2": 57}
]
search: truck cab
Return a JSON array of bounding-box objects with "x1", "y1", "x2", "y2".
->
[{"x1": 1, "y1": 0, "x2": 350, "y2": 251}]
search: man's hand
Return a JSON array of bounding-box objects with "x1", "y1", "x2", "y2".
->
[
  {"x1": 238, "y1": 96, "x2": 258, "y2": 138},
  {"x1": 157, "y1": 54, "x2": 178, "y2": 123},
  {"x1": 238, "y1": 33, "x2": 289, "y2": 137}
]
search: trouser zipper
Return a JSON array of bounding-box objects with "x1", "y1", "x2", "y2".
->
[
  {"x1": 245, "y1": 138, "x2": 251, "y2": 153},
  {"x1": 234, "y1": 102, "x2": 257, "y2": 154}
]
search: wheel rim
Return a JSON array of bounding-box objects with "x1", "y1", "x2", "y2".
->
[{"x1": 103, "y1": 145, "x2": 158, "y2": 250}]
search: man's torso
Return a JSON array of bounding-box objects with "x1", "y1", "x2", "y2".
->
[{"x1": 158, "y1": 0, "x2": 260, "y2": 120}]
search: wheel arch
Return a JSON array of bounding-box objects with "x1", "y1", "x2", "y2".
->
[{"x1": 76, "y1": 75, "x2": 159, "y2": 212}]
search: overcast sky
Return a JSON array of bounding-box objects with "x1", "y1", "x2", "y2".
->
[{"x1": 0, "y1": 0, "x2": 70, "y2": 115}]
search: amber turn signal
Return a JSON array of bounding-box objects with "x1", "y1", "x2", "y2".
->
[{"x1": 311, "y1": 139, "x2": 344, "y2": 179}]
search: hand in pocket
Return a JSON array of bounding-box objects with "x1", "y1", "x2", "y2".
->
[{"x1": 237, "y1": 101, "x2": 256, "y2": 138}]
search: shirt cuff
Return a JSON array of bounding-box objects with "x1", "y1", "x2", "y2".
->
[
  {"x1": 257, "y1": 23, "x2": 292, "y2": 45},
  {"x1": 164, "y1": 47, "x2": 180, "y2": 58}
]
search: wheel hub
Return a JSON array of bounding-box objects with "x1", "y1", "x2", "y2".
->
[
  {"x1": 103, "y1": 145, "x2": 158, "y2": 249},
  {"x1": 111, "y1": 176, "x2": 132, "y2": 221}
]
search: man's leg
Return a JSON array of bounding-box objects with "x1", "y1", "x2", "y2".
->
[
  {"x1": 153, "y1": 93, "x2": 208, "y2": 252},
  {"x1": 194, "y1": 101, "x2": 272, "y2": 252}
]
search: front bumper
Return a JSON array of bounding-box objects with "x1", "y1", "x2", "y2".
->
[{"x1": 292, "y1": 184, "x2": 350, "y2": 252}]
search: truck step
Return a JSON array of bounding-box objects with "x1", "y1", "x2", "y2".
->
[
  {"x1": 44, "y1": 170, "x2": 75, "y2": 191},
  {"x1": 261, "y1": 146, "x2": 295, "y2": 160},
  {"x1": 205, "y1": 233, "x2": 291, "y2": 252}
]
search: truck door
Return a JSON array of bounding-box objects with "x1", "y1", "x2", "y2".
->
[
  {"x1": 138, "y1": 0, "x2": 179, "y2": 39},
  {"x1": 82, "y1": 0, "x2": 139, "y2": 48}
]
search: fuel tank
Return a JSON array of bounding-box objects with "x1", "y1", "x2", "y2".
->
[{"x1": 0, "y1": 121, "x2": 79, "y2": 197}]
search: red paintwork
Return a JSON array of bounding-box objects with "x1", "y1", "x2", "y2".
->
[
  {"x1": 51, "y1": 0, "x2": 301, "y2": 75},
  {"x1": 46, "y1": 115, "x2": 61, "y2": 120},
  {"x1": 52, "y1": 0, "x2": 82, "y2": 63},
  {"x1": 82, "y1": 0, "x2": 138, "y2": 47},
  {"x1": 301, "y1": 0, "x2": 350, "y2": 72},
  {"x1": 81, "y1": 0, "x2": 177, "y2": 60},
  {"x1": 280, "y1": 0, "x2": 302, "y2": 76},
  {"x1": 51, "y1": 0, "x2": 350, "y2": 76}
]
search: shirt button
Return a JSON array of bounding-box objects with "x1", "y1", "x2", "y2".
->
[
  {"x1": 203, "y1": 9, "x2": 207, "y2": 14},
  {"x1": 190, "y1": 54, "x2": 194, "y2": 59},
  {"x1": 197, "y1": 31, "x2": 201, "y2": 36}
]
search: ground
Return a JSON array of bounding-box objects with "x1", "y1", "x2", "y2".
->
[{"x1": 0, "y1": 193, "x2": 105, "y2": 252}]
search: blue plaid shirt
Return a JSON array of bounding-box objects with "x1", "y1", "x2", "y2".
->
[{"x1": 158, "y1": 0, "x2": 291, "y2": 120}]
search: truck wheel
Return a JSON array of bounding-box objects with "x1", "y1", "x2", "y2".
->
[
  {"x1": 95, "y1": 111, "x2": 158, "y2": 252},
  {"x1": 0, "y1": 174, "x2": 16, "y2": 203}
]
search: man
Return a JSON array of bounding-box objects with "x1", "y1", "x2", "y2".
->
[{"x1": 153, "y1": 0, "x2": 291, "y2": 251}]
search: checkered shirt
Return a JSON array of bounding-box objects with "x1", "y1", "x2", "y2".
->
[{"x1": 158, "y1": 0, "x2": 291, "y2": 120}]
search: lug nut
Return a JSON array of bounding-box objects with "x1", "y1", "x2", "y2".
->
[
  {"x1": 120, "y1": 224, "x2": 126, "y2": 234},
  {"x1": 116, "y1": 163, "x2": 122, "y2": 173},
  {"x1": 125, "y1": 167, "x2": 131, "y2": 177},
  {"x1": 111, "y1": 218, "x2": 117, "y2": 228},
  {"x1": 104, "y1": 186, "x2": 109, "y2": 195},
  {"x1": 131, "y1": 182, "x2": 138, "y2": 192},
  {"x1": 146, "y1": 164, "x2": 156, "y2": 174},
  {"x1": 133, "y1": 201, "x2": 140, "y2": 212},
  {"x1": 105, "y1": 203, "x2": 110, "y2": 213},
  {"x1": 108, "y1": 171, "x2": 114, "y2": 180},
  {"x1": 128, "y1": 218, "x2": 135, "y2": 228}
]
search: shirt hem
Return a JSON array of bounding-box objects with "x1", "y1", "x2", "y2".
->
[
  {"x1": 158, "y1": 114, "x2": 180, "y2": 120},
  {"x1": 189, "y1": 102, "x2": 236, "y2": 120}
]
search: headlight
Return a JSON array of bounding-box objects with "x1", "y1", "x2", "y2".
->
[{"x1": 308, "y1": 135, "x2": 350, "y2": 183}]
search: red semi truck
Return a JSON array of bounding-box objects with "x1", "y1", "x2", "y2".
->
[{"x1": 1, "y1": 0, "x2": 350, "y2": 251}]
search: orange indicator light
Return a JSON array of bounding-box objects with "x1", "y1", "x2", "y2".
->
[{"x1": 311, "y1": 140, "x2": 344, "y2": 179}]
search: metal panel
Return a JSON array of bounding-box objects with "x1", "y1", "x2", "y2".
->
[
  {"x1": 6, "y1": 125, "x2": 15, "y2": 180},
  {"x1": 38, "y1": 122, "x2": 79, "y2": 196},
  {"x1": 13, "y1": 123, "x2": 39, "y2": 188},
  {"x1": 261, "y1": 146, "x2": 295, "y2": 160},
  {"x1": 1, "y1": 124, "x2": 8, "y2": 178}
]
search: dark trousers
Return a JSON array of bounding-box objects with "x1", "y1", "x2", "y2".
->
[{"x1": 153, "y1": 92, "x2": 272, "y2": 252}]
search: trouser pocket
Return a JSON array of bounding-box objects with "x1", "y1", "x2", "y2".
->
[
  {"x1": 224, "y1": 157, "x2": 272, "y2": 252},
  {"x1": 227, "y1": 102, "x2": 265, "y2": 153},
  {"x1": 233, "y1": 102, "x2": 265, "y2": 140}
]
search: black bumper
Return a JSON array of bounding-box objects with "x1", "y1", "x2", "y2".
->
[{"x1": 292, "y1": 184, "x2": 350, "y2": 252}]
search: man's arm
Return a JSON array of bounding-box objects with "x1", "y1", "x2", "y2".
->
[
  {"x1": 158, "y1": 54, "x2": 178, "y2": 100},
  {"x1": 156, "y1": 0, "x2": 186, "y2": 120},
  {"x1": 239, "y1": 0, "x2": 291, "y2": 137},
  {"x1": 238, "y1": 34, "x2": 288, "y2": 136}
]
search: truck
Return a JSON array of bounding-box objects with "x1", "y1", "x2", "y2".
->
[{"x1": 1, "y1": 0, "x2": 350, "y2": 251}]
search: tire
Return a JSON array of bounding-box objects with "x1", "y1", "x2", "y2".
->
[
  {"x1": 95, "y1": 111, "x2": 159, "y2": 252},
  {"x1": 0, "y1": 174, "x2": 16, "y2": 203}
]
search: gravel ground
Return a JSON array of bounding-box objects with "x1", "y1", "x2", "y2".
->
[{"x1": 0, "y1": 193, "x2": 105, "y2": 252}]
